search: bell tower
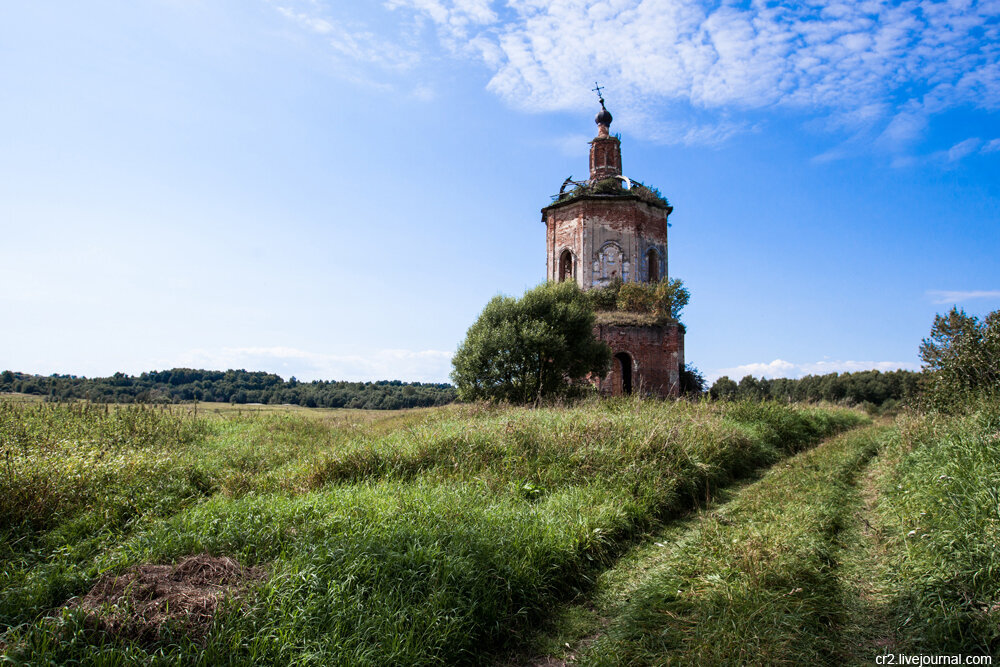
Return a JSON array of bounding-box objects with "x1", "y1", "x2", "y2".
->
[
  {"x1": 540, "y1": 89, "x2": 684, "y2": 396},
  {"x1": 542, "y1": 91, "x2": 671, "y2": 291},
  {"x1": 589, "y1": 98, "x2": 622, "y2": 182}
]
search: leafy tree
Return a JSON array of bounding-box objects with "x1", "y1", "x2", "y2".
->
[
  {"x1": 680, "y1": 363, "x2": 706, "y2": 395},
  {"x1": 737, "y1": 375, "x2": 766, "y2": 401},
  {"x1": 451, "y1": 282, "x2": 611, "y2": 403},
  {"x1": 708, "y1": 369, "x2": 921, "y2": 408},
  {"x1": 920, "y1": 306, "x2": 1000, "y2": 406},
  {"x1": 709, "y1": 376, "x2": 738, "y2": 400},
  {"x1": 0, "y1": 368, "x2": 456, "y2": 409},
  {"x1": 919, "y1": 307, "x2": 981, "y2": 371}
]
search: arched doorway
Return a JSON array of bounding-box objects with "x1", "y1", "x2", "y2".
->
[
  {"x1": 646, "y1": 248, "x2": 659, "y2": 282},
  {"x1": 559, "y1": 249, "x2": 573, "y2": 282},
  {"x1": 615, "y1": 352, "x2": 633, "y2": 395}
]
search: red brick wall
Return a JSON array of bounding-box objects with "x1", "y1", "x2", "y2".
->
[
  {"x1": 547, "y1": 207, "x2": 583, "y2": 283},
  {"x1": 544, "y1": 197, "x2": 669, "y2": 287},
  {"x1": 578, "y1": 199, "x2": 668, "y2": 243},
  {"x1": 589, "y1": 137, "x2": 622, "y2": 181},
  {"x1": 593, "y1": 322, "x2": 685, "y2": 397}
]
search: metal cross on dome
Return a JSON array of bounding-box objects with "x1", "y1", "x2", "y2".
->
[{"x1": 592, "y1": 82, "x2": 605, "y2": 102}]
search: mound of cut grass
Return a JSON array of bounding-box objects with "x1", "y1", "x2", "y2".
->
[{"x1": 69, "y1": 554, "x2": 264, "y2": 646}]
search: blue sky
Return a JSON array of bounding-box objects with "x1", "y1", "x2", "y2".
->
[{"x1": 2, "y1": 0, "x2": 998, "y2": 384}]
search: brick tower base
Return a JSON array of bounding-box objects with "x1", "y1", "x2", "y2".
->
[{"x1": 593, "y1": 322, "x2": 685, "y2": 397}]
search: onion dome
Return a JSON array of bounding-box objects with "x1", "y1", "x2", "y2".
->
[{"x1": 595, "y1": 99, "x2": 613, "y2": 127}]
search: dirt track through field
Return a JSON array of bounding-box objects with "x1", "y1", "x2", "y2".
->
[
  {"x1": 516, "y1": 423, "x2": 891, "y2": 666},
  {"x1": 835, "y1": 448, "x2": 900, "y2": 662}
]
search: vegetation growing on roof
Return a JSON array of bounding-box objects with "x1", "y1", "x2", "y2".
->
[
  {"x1": 587, "y1": 277, "x2": 689, "y2": 326},
  {"x1": 553, "y1": 178, "x2": 671, "y2": 209},
  {"x1": 593, "y1": 311, "x2": 664, "y2": 327}
]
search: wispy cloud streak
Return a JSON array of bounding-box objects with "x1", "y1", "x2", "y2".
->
[
  {"x1": 274, "y1": 5, "x2": 421, "y2": 71},
  {"x1": 928, "y1": 290, "x2": 1000, "y2": 304}
]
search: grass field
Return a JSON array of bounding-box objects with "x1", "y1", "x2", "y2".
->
[
  {"x1": 574, "y1": 423, "x2": 890, "y2": 664},
  {"x1": 0, "y1": 396, "x2": 866, "y2": 664},
  {"x1": 869, "y1": 403, "x2": 1000, "y2": 654},
  {"x1": 517, "y1": 402, "x2": 1000, "y2": 665},
  {"x1": 0, "y1": 391, "x2": 444, "y2": 423}
]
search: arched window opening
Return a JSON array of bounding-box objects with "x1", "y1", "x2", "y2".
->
[
  {"x1": 646, "y1": 248, "x2": 659, "y2": 283},
  {"x1": 559, "y1": 249, "x2": 574, "y2": 283},
  {"x1": 615, "y1": 352, "x2": 633, "y2": 395}
]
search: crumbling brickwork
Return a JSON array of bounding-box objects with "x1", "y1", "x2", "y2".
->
[
  {"x1": 589, "y1": 137, "x2": 622, "y2": 181},
  {"x1": 593, "y1": 323, "x2": 685, "y2": 397},
  {"x1": 544, "y1": 198, "x2": 669, "y2": 288},
  {"x1": 541, "y1": 103, "x2": 686, "y2": 398}
]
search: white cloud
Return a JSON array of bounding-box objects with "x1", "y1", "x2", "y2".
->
[
  {"x1": 876, "y1": 110, "x2": 930, "y2": 151},
  {"x1": 812, "y1": 143, "x2": 857, "y2": 164},
  {"x1": 385, "y1": 0, "x2": 497, "y2": 41},
  {"x1": 944, "y1": 137, "x2": 982, "y2": 162},
  {"x1": 982, "y1": 138, "x2": 1000, "y2": 153},
  {"x1": 162, "y1": 346, "x2": 454, "y2": 383},
  {"x1": 709, "y1": 358, "x2": 918, "y2": 382},
  {"x1": 927, "y1": 289, "x2": 1000, "y2": 304},
  {"x1": 380, "y1": 0, "x2": 1000, "y2": 147},
  {"x1": 274, "y1": 4, "x2": 421, "y2": 71},
  {"x1": 904, "y1": 137, "x2": 989, "y2": 166},
  {"x1": 795, "y1": 360, "x2": 920, "y2": 376},
  {"x1": 713, "y1": 359, "x2": 798, "y2": 380},
  {"x1": 411, "y1": 84, "x2": 436, "y2": 101},
  {"x1": 633, "y1": 115, "x2": 756, "y2": 147}
]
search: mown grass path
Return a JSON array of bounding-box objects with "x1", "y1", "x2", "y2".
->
[
  {"x1": 835, "y1": 439, "x2": 899, "y2": 663},
  {"x1": 520, "y1": 423, "x2": 892, "y2": 666}
]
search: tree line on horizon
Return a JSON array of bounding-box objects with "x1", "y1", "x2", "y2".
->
[
  {"x1": 706, "y1": 305, "x2": 998, "y2": 411},
  {"x1": 2, "y1": 366, "x2": 922, "y2": 410},
  {"x1": 0, "y1": 369, "x2": 456, "y2": 410},
  {"x1": 707, "y1": 368, "x2": 922, "y2": 411}
]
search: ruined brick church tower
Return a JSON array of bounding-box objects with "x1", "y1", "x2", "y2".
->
[{"x1": 541, "y1": 95, "x2": 685, "y2": 397}]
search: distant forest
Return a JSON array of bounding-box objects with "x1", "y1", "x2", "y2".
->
[
  {"x1": 0, "y1": 369, "x2": 457, "y2": 410},
  {"x1": 708, "y1": 368, "x2": 921, "y2": 410},
  {"x1": 1, "y1": 367, "x2": 919, "y2": 411}
]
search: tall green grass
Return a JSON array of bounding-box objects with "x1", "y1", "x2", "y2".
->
[
  {"x1": 0, "y1": 398, "x2": 865, "y2": 664},
  {"x1": 0, "y1": 403, "x2": 431, "y2": 627},
  {"x1": 873, "y1": 401, "x2": 1000, "y2": 653},
  {"x1": 570, "y1": 402, "x2": 1000, "y2": 664}
]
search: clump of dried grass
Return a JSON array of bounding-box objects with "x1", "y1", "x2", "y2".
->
[{"x1": 68, "y1": 554, "x2": 264, "y2": 645}]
